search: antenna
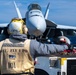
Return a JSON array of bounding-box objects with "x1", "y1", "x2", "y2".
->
[{"x1": 14, "y1": 1, "x2": 22, "y2": 19}]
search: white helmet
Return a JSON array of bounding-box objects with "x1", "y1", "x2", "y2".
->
[
  {"x1": 58, "y1": 36, "x2": 71, "y2": 45},
  {"x1": 8, "y1": 18, "x2": 25, "y2": 34}
]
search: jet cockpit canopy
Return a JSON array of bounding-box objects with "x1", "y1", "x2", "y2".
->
[{"x1": 28, "y1": 4, "x2": 41, "y2": 11}]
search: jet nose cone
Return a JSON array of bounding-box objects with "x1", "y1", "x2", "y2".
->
[
  {"x1": 34, "y1": 21, "x2": 46, "y2": 32},
  {"x1": 26, "y1": 10, "x2": 46, "y2": 36},
  {"x1": 31, "y1": 16, "x2": 46, "y2": 31},
  {"x1": 27, "y1": 17, "x2": 46, "y2": 36}
]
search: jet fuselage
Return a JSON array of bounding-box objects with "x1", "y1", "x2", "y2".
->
[{"x1": 26, "y1": 4, "x2": 46, "y2": 36}]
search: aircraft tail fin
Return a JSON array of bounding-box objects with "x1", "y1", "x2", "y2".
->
[
  {"x1": 14, "y1": 1, "x2": 22, "y2": 19},
  {"x1": 44, "y1": 2, "x2": 50, "y2": 19}
]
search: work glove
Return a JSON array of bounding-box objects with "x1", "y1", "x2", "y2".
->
[
  {"x1": 60, "y1": 45, "x2": 73, "y2": 55},
  {"x1": 68, "y1": 44, "x2": 74, "y2": 51}
]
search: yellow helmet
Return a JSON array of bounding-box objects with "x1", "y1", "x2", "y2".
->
[{"x1": 8, "y1": 18, "x2": 25, "y2": 34}]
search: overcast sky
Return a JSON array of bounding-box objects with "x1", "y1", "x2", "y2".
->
[{"x1": 0, "y1": 0, "x2": 76, "y2": 26}]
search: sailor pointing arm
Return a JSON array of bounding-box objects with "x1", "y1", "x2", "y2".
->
[{"x1": 0, "y1": 18, "x2": 69, "y2": 75}]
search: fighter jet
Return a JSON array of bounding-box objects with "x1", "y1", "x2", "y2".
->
[
  {"x1": 0, "y1": 2, "x2": 56, "y2": 37},
  {"x1": 0, "y1": 1, "x2": 76, "y2": 37}
]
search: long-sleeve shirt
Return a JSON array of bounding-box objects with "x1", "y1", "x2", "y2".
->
[
  {"x1": 30, "y1": 40, "x2": 68, "y2": 58},
  {"x1": 7, "y1": 34, "x2": 68, "y2": 58}
]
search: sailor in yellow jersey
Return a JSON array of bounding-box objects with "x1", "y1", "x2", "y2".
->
[{"x1": 0, "y1": 18, "x2": 69, "y2": 75}]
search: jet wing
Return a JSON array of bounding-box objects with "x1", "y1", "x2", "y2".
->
[
  {"x1": 0, "y1": 23, "x2": 8, "y2": 27},
  {"x1": 46, "y1": 20, "x2": 57, "y2": 28},
  {"x1": 57, "y1": 24, "x2": 76, "y2": 29},
  {"x1": 46, "y1": 19, "x2": 76, "y2": 30},
  {"x1": 44, "y1": 2, "x2": 76, "y2": 30}
]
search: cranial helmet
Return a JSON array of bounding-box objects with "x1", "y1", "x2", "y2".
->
[
  {"x1": 58, "y1": 36, "x2": 71, "y2": 45},
  {"x1": 8, "y1": 18, "x2": 25, "y2": 34}
]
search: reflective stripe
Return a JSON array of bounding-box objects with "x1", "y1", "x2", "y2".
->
[{"x1": 3, "y1": 43, "x2": 24, "y2": 47}]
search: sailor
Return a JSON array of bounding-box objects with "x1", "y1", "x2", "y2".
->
[{"x1": 0, "y1": 18, "x2": 69, "y2": 75}]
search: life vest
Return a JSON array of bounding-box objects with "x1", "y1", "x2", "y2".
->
[{"x1": 0, "y1": 38, "x2": 34, "y2": 74}]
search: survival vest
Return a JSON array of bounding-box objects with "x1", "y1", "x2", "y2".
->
[{"x1": 0, "y1": 39, "x2": 34, "y2": 74}]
